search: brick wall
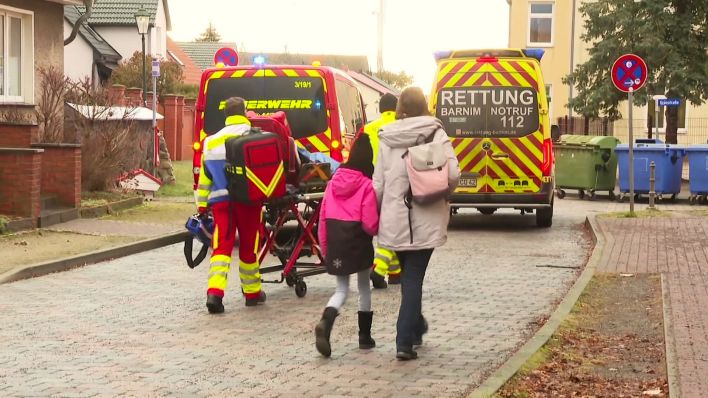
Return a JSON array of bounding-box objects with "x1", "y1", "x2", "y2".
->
[
  {"x1": 162, "y1": 95, "x2": 179, "y2": 161},
  {"x1": 0, "y1": 123, "x2": 39, "y2": 148},
  {"x1": 182, "y1": 99, "x2": 197, "y2": 161},
  {"x1": 32, "y1": 144, "x2": 82, "y2": 208},
  {"x1": 0, "y1": 148, "x2": 43, "y2": 224}
]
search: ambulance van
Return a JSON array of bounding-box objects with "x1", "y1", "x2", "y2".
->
[
  {"x1": 192, "y1": 57, "x2": 367, "y2": 186},
  {"x1": 430, "y1": 49, "x2": 554, "y2": 227}
]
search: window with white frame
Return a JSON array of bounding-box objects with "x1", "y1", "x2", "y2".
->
[
  {"x1": 0, "y1": 7, "x2": 32, "y2": 103},
  {"x1": 528, "y1": 2, "x2": 554, "y2": 46}
]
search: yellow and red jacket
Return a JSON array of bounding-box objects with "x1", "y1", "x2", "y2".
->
[
  {"x1": 362, "y1": 111, "x2": 396, "y2": 166},
  {"x1": 196, "y1": 115, "x2": 251, "y2": 208}
]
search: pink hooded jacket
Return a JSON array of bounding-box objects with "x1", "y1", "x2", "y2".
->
[{"x1": 318, "y1": 167, "x2": 379, "y2": 275}]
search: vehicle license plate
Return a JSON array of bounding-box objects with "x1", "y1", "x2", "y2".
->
[{"x1": 459, "y1": 177, "x2": 477, "y2": 187}]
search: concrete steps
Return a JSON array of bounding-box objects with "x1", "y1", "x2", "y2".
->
[{"x1": 38, "y1": 194, "x2": 79, "y2": 228}]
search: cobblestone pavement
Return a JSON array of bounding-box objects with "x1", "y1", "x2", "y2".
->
[
  {"x1": 597, "y1": 215, "x2": 708, "y2": 398},
  {"x1": 0, "y1": 203, "x2": 592, "y2": 398}
]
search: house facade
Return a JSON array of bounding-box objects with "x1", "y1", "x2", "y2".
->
[
  {"x1": 64, "y1": 0, "x2": 171, "y2": 83},
  {"x1": 0, "y1": 0, "x2": 75, "y2": 107},
  {"x1": 507, "y1": 0, "x2": 708, "y2": 144},
  {"x1": 0, "y1": 0, "x2": 83, "y2": 230}
]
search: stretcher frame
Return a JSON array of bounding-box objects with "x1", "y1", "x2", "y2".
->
[{"x1": 256, "y1": 191, "x2": 326, "y2": 297}]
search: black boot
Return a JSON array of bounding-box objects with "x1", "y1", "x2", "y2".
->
[
  {"x1": 413, "y1": 315, "x2": 428, "y2": 346},
  {"x1": 370, "y1": 271, "x2": 387, "y2": 289},
  {"x1": 245, "y1": 291, "x2": 267, "y2": 307},
  {"x1": 206, "y1": 294, "x2": 224, "y2": 314},
  {"x1": 315, "y1": 307, "x2": 338, "y2": 357},
  {"x1": 358, "y1": 311, "x2": 376, "y2": 349}
]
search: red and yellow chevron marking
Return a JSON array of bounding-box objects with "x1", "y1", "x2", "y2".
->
[
  {"x1": 432, "y1": 60, "x2": 540, "y2": 111},
  {"x1": 296, "y1": 128, "x2": 332, "y2": 154},
  {"x1": 450, "y1": 132, "x2": 545, "y2": 194}
]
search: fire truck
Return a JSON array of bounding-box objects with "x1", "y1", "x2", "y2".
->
[{"x1": 192, "y1": 52, "x2": 367, "y2": 187}]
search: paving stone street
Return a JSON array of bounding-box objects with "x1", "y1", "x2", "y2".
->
[{"x1": 0, "y1": 203, "x2": 592, "y2": 397}]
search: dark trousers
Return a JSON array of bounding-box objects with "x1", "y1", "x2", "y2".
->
[{"x1": 395, "y1": 249, "x2": 434, "y2": 350}]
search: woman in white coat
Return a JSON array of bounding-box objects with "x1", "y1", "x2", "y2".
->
[{"x1": 373, "y1": 87, "x2": 460, "y2": 360}]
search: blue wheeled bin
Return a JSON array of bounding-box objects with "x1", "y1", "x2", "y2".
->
[
  {"x1": 685, "y1": 145, "x2": 708, "y2": 205},
  {"x1": 615, "y1": 142, "x2": 686, "y2": 202}
]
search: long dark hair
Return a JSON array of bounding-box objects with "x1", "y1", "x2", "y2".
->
[{"x1": 343, "y1": 134, "x2": 374, "y2": 178}]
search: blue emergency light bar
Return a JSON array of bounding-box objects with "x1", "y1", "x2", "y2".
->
[
  {"x1": 433, "y1": 50, "x2": 453, "y2": 61},
  {"x1": 253, "y1": 55, "x2": 266, "y2": 66},
  {"x1": 522, "y1": 48, "x2": 545, "y2": 61}
]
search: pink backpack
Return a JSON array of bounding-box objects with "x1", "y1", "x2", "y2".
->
[{"x1": 403, "y1": 131, "x2": 450, "y2": 206}]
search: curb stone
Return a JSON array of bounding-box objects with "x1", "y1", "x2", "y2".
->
[
  {"x1": 80, "y1": 196, "x2": 144, "y2": 218},
  {"x1": 661, "y1": 274, "x2": 680, "y2": 398},
  {"x1": 466, "y1": 216, "x2": 603, "y2": 398},
  {"x1": 0, "y1": 230, "x2": 189, "y2": 285}
]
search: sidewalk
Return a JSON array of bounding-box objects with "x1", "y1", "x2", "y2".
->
[{"x1": 596, "y1": 215, "x2": 708, "y2": 397}]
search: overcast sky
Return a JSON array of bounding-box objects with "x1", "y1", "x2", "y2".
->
[{"x1": 168, "y1": 0, "x2": 510, "y2": 90}]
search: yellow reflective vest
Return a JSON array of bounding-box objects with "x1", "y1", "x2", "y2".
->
[{"x1": 362, "y1": 111, "x2": 396, "y2": 166}]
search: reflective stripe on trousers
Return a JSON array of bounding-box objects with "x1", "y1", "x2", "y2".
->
[
  {"x1": 207, "y1": 201, "x2": 263, "y2": 297},
  {"x1": 239, "y1": 260, "x2": 261, "y2": 294},
  {"x1": 207, "y1": 254, "x2": 231, "y2": 295},
  {"x1": 373, "y1": 246, "x2": 400, "y2": 276}
]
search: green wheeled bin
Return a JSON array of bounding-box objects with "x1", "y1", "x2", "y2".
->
[{"x1": 553, "y1": 135, "x2": 621, "y2": 200}]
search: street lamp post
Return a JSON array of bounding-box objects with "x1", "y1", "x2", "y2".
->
[{"x1": 134, "y1": 6, "x2": 150, "y2": 106}]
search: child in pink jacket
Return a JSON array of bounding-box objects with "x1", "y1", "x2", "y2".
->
[{"x1": 315, "y1": 134, "x2": 379, "y2": 357}]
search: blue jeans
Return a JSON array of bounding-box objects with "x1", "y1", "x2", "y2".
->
[{"x1": 395, "y1": 249, "x2": 434, "y2": 350}]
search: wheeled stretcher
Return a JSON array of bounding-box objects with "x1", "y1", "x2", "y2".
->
[{"x1": 184, "y1": 162, "x2": 333, "y2": 298}]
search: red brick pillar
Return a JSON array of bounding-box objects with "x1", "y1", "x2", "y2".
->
[
  {"x1": 0, "y1": 123, "x2": 39, "y2": 148},
  {"x1": 32, "y1": 144, "x2": 82, "y2": 208},
  {"x1": 174, "y1": 96, "x2": 185, "y2": 161},
  {"x1": 183, "y1": 98, "x2": 197, "y2": 160},
  {"x1": 0, "y1": 148, "x2": 43, "y2": 224},
  {"x1": 162, "y1": 94, "x2": 179, "y2": 158},
  {"x1": 125, "y1": 88, "x2": 143, "y2": 107},
  {"x1": 110, "y1": 84, "x2": 127, "y2": 106}
]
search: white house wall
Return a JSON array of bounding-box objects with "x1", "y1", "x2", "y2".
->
[
  {"x1": 151, "y1": 0, "x2": 167, "y2": 58},
  {"x1": 63, "y1": 20, "x2": 95, "y2": 82},
  {"x1": 94, "y1": 26, "x2": 143, "y2": 60},
  {"x1": 354, "y1": 83, "x2": 382, "y2": 121}
]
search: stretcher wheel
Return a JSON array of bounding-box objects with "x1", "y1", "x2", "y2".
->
[
  {"x1": 295, "y1": 280, "x2": 307, "y2": 298},
  {"x1": 285, "y1": 273, "x2": 296, "y2": 287},
  {"x1": 578, "y1": 189, "x2": 585, "y2": 199},
  {"x1": 608, "y1": 191, "x2": 616, "y2": 200},
  {"x1": 556, "y1": 189, "x2": 566, "y2": 199}
]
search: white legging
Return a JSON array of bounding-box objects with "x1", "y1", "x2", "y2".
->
[{"x1": 325, "y1": 268, "x2": 372, "y2": 311}]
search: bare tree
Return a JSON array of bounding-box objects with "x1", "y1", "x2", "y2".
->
[{"x1": 64, "y1": 0, "x2": 96, "y2": 46}]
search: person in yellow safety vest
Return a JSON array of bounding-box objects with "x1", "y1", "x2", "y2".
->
[
  {"x1": 362, "y1": 93, "x2": 401, "y2": 289},
  {"x1": 196, "y1": 97, "x2": 267, "y2": 313}
]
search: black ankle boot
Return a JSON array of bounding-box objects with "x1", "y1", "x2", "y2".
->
[
  {"x1": 206, "y1": 294, "x2": 224, "y2": 314},
  {"x1": 358, "y1": 311, "x2": 376, "y2": 349},
  {"x1": 315, "y1": 307, "x2": 338, "y2": 357},
  {"x1": 370, "y1": 272, "x2": 387, "y2": 289}
]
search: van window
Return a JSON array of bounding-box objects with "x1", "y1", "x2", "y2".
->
[
  {"x1": 334, "y1": 80, "x2": 365, "y2": 141},
  {"x1": 204, "y1": 76, "x2": 328, "y2": 139},
  {"x1": 436, "y1": 86, "x2": 540, "y2": 138}
]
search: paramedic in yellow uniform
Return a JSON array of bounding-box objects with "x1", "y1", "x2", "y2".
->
[
  {"x1": 196, "y1": 97, "x2": 266, "y2": 313},
  {"x1": 362, "y1": 93, "x2": 401, "y2": 289}
]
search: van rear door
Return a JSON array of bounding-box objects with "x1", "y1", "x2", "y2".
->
[
  {"x1": 202, "y1": 70, "x2": 331, "y2": 153},
  {"x1": 434, "y1": 58, "x2": 544, "y2": 194}
]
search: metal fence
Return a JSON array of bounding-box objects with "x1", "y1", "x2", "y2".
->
[{"x1": 557, "y1": 116, "x2": 708, "y2": 145}]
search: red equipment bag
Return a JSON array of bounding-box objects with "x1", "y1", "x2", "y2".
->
[
  {"x1": 224, "y1": 128, "x2": 286, "y2": 204},
  {"x1": 247, "y1": 111, "x2": 300, "y2": 184}
]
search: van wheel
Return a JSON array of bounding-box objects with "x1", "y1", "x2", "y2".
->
[
  {"x1": 478, "y1": 208, "x2": 497, "y2": 215},
  {"x1": 536, "y1": 202, "x2": 553, "y2": 228}
]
